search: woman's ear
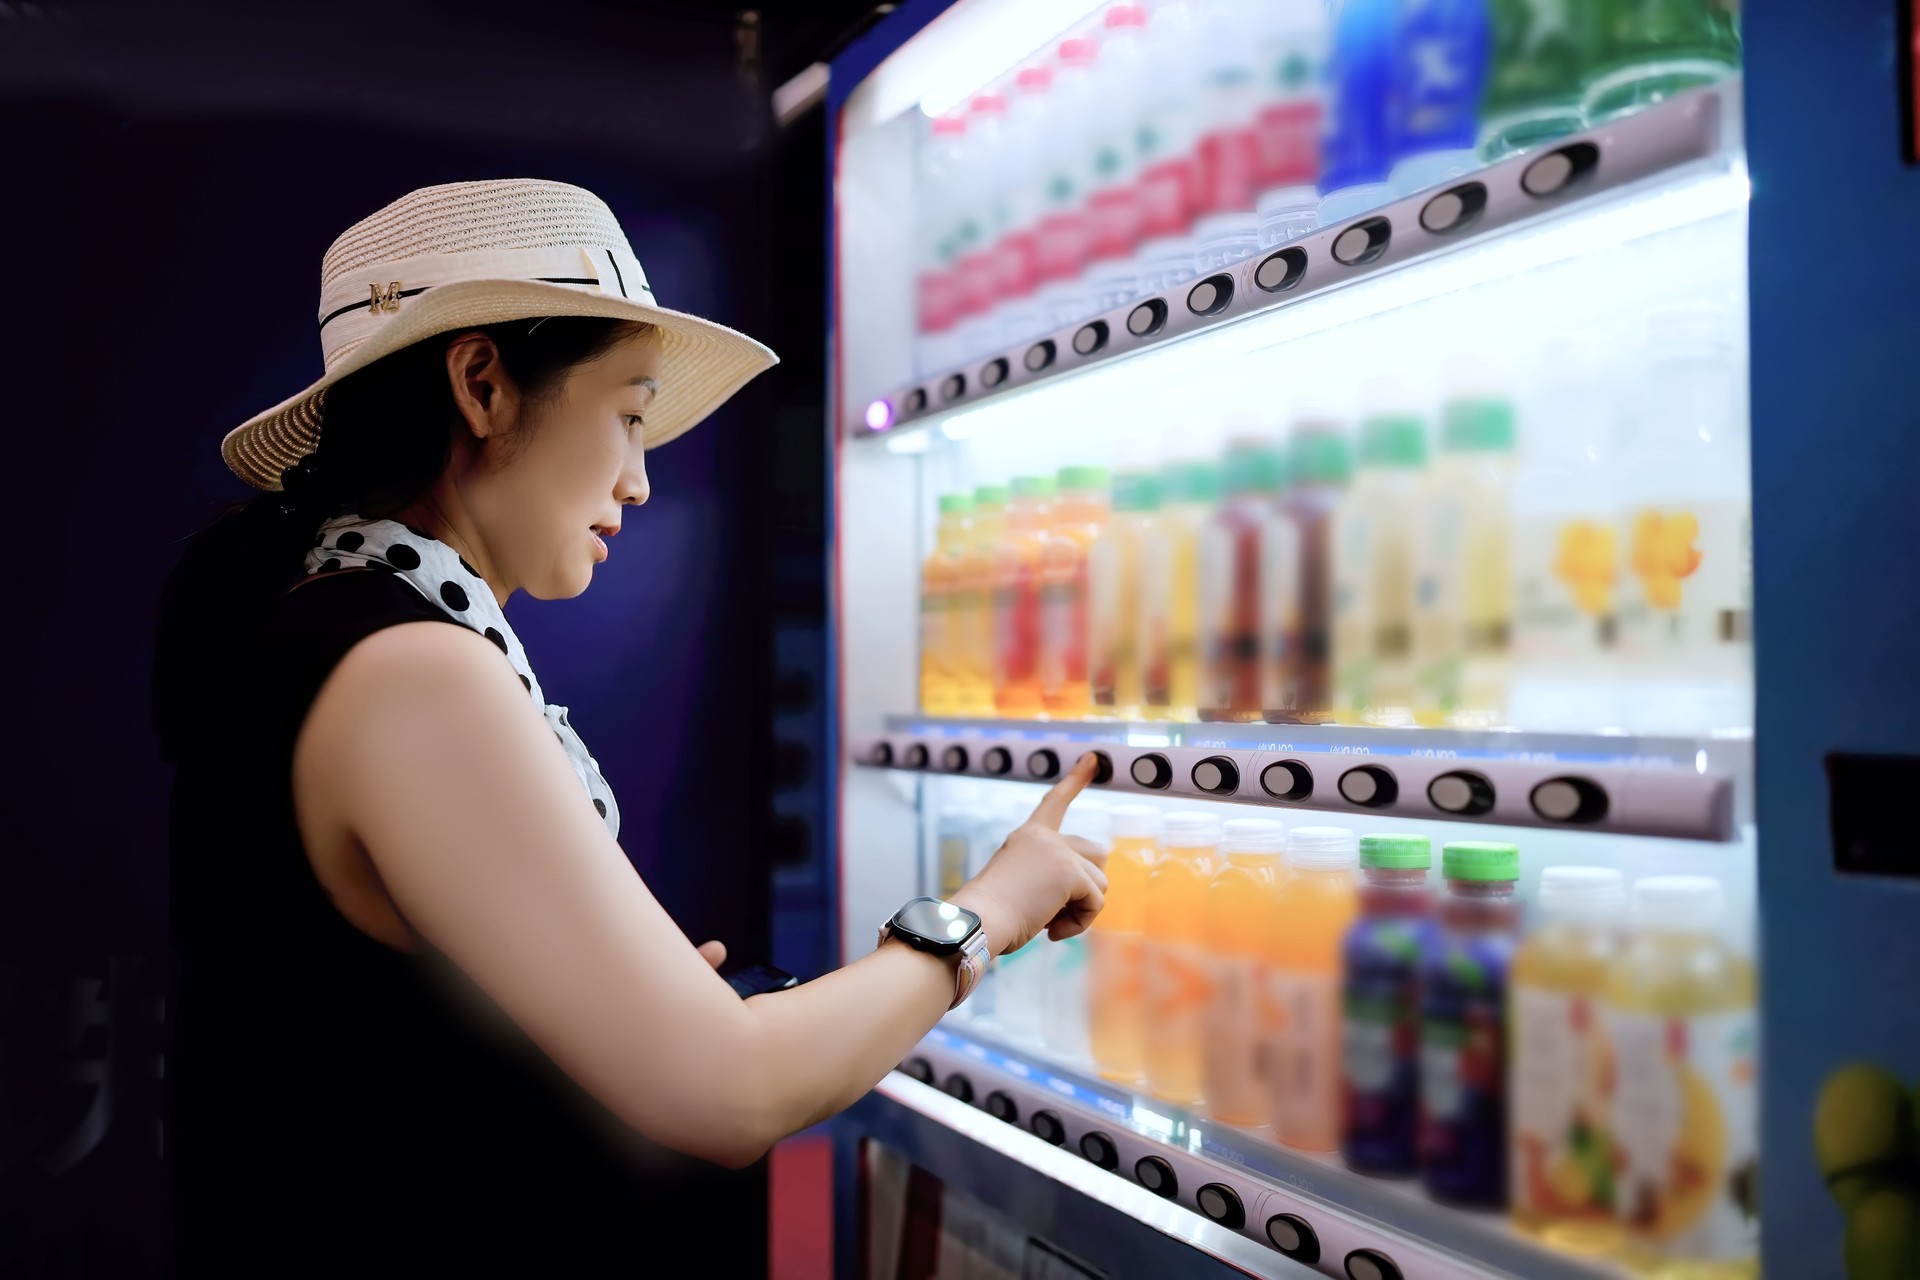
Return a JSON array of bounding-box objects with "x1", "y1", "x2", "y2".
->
[{"x1": 444, "y1": 331, "x2": 521, "y2": 441}]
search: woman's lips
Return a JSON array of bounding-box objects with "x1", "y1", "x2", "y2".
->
[{"x1": 592, "y1": 532, "x2": 608, "y2": 562}]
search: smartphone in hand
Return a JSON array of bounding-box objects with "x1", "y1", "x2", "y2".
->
[{"x1": 725, "y1": 962, "x2": 800, "y2": 999}]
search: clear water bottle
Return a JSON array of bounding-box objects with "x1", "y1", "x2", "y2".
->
[
  {"x1": 914, "y1": 114, "x2": 968, "y2": 378},
  {"x1": 994, "y1": 67, "x2": 1055, "y2": 353},
  {"x1": 1190, "y1": 0, "x2": 1265, "y2": 272},
  {"x1": 1251, "y1": 0, "x2": 1327, "y2": 247},
  {"x1": 1082, "y1": 6, "x2": 1150, "y2": 314},
  {"x1": 1132, "y1": 0, "x2": 1203, "y2": 295}
]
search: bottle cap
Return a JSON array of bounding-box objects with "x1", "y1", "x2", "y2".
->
[
  {"x1": 1441, "y1": 397, "x2": 1518, "y2": 453},
  {"x1": 932, "y1": 115, "x2": 968, "y2": 136},
  {"x1": 1105, "y1": 3, "x2": 1148, "y2": 28},
  {"x1": 1539, "y1": 866, "x2": 1626, "y2": 923},
  {"x1": 1359, "y1": 415, "x2": 1428, "y2": 469},
  {"x1": 1113, "y1": 471, "x2": 1163, "y2": 512},
  {"x1": 1631, "y1": 874, "x2": 1725, "y2": 930},
  {"x1": 973, "y1": 484, "x2": 1008, "y2": 509},
  {"x1": 939, "y1": 493, "x2": 973, "y2": 515},
  {"x1": 1441, "y1": 841, "x2": 1519, "y2": 882},
  {"x1": 1358, "y1": 833, "x2": 1431, "y2": 870},
  {"x1": 1222, "y1": 440, "x2": 1286, "y2": 495},
  {"x1": 970, "y1": 92, "x2": 1007, "y2": 115},
  {"x1": 1111, "y1": 804, "x2": 1163, "y2": 839},
  {"x1": 1059, "y1": 36, "x2": 1100, "y2": 65},
  {"x1": 1016, "y1": 66, "x2": 1053, "y2": 91},
  {"x1": 1058, "y1": 465, "x2": 1111, "y2": 493},
  {"x1": 1221, "y1": 817, "x2": 1286, "y2": 855},
  {"x1": 1010, "y1": 474, "x2": 1057, "y2": 499},
  {"x1": 1162, "y1": 811, "x2": 1221, "y2": 847},
  {"x1": 1290, "y1": 428, "x2": 1353, "y2": 486},
  {"x1": 1286, "y1": 825, "x2": 1358, "y2": 869},
  {"x1": 1163, "y1": 460, "x2": 1222, "y2": 505}
]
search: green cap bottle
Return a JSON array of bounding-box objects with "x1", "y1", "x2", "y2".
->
[
  {"x1": 1441, "y1": 397, "x2": 1518, "y2": 453},
  {"x1": 1163, "y1": 460, "x2": 1223, "y2": 506},
  {"x1": 973, "y1": 484, "x2": 1009, "y2": 510},
  {"x1": 1010, "y1": 474, "x2": 1057, "y2": 499},
  {"x1": 1441, "y1": 841, "x2": 1520, "y2": 881},
  {"x1": 1222, "y1": 441, "x2": 1287, "y2": 495},
  {"x1": 1113, "y1": 471, "x2": 1163, "y2": 513},
  {"x1": 1359, "y1": 833, "x2": 1433, "y2": 870},
  {"x1": 1291, "y1": 429, "x2": 1354, "y2": 486},
  {"x1": 1058, "y1": 465, "x2": 1112, "y2": 493},
  {"x1": 1359, "y1": 415, "x2": 1429, "y2": 469},
  {"x1": 938, "y1": 492, "x2": 973, "y2": 515}
]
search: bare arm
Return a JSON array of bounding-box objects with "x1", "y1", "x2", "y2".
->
[{"x1": 297, "y1": 622, "x2": 1103, "y2": 1167}]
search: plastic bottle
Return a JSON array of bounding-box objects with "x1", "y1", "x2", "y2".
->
[
  {"x1": 1091, "y1": 805, "x2": 1163, "y2": 1082},
  {"x1": 1082, "y1": 6, "x2": 1150, "y2": 314},
  {"x1": 1420, "y1": 840, "x2": 1522, "y2": 1208},
  {"x1": 1512, "y1": 866, "x2": 1628, "y2": 1257},
  {"x1": 1132, "y1": 0, "x2": 1203, "y2": 294},
  {"x1": 1478, "y1": 0, "x2": 1597, "y2": 162},
  {"x1": 1332, "y1": 405, "x2": 1430, "y2": 726},
  {"x1": 915, "y1": 114, "x2": 969, "y2": 378},
  {"x1": 1317, "y1": 0, "x2": 1397, "y2": 225},
  {"x1": 920, "y1": 493, "x2": 974, "y2": 714},
  {"x1": 1141, "y1": 459, "x2": 1220, "y2": 721},
  {"x1": 1191, "y1": 0, "x2": 1265, "y2": 272},
  {"x1": 1267, "y1": 825, "x2": 1359, "y2": 1151},
  {"x1": 1042, "y1": 801, "x2": 1111, "y2": 1063},
  {"x1": 1200, "y1": 438, "x2": 1287, "y2": 722},
  {"x1": 1510, "y1": 335, "x2": 1625, "y2": 733},
  {"x1": 1615, "y1": 304, "x2": 1751, "y2": 735},
  {"x1": 954, "y1": 93, "x2": 1012, "y2": 366},
  {"x1": 1415, "y1": 380, "x2": 1517, "y2": 728},
  {"x1": 994, "y1": 67, "x2": 1055, "y2": 352},
  {"x1": 1340, "y1": 833, "x2": 1435, "y2": 1176},
  {"x1": 1039, "y1": 466, "x2": 1111, "y2": 717},
  {"x1": 1387, "y1": 0, "x2": 1492, "y2": 197},
  {"x1": 1582, "y1": 0, "x2": 1740, "y2": 127},
  {"x1": 1604, "y1": 875, "x2": 1757, "y2": 1274},
  {"x1": 994, "y1": 475, "x2": 1057, "y2": 717},
  {"x1": 1202, "y1": 816, "x2": 1287, "y2": 1126},
  {"x1": 1262, "y1": 415, "x2": 1352, "y2": 724},
  {"x1": 1035, "y1": 39, "x2": 1102, "y2": 331},
  {"x1": 1143, "y1": 811, "x2": 1222, "y2": 1106},
  {"x1": 1251, "y1": 0, "x2": 1327, "y2": 247},
  {"x1": 1090, "y1": 468, "x2": 1161, "y2": 718},
  {"x1": 957, "y1": 485, "x2": 1008, "y2": 716}
]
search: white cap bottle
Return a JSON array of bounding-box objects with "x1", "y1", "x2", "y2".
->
[{"x1": 1286, "y1": 824, "x2": 1358, "y2": 869}]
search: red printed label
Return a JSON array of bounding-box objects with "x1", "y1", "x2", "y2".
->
[
  {"x1": 1255, "y1": 100, "x2": 1322, "y2": 190},
  {"x1": 1195, "y1": 126, "x2": 1259, "y2": 218},
  {"x1": 1035, "y1": 212, "x2": 1089, "y2": 284},
  {"x1": 996, "y1": 230, "x2": 1039, "y2": 302},
  {"x1": 995, "y1": 575, "x2": 1039, "y2": 687},
  {"x1": 1138, "y1": 159, "x2": 1196, "y2": 240},
  {"x1": 956, "y1": 249, "x2": 998, "y2": 317},
  {"x1": 917, "y1": 269, "x2": 956, "y2": 334},
  {"x1": 1086, "y1": 185, "x2": 1142, "y2": 263}
]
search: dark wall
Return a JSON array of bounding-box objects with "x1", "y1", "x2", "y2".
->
[{"x1": 0, "y1": 2, "x2": 838, "y2": 1272}]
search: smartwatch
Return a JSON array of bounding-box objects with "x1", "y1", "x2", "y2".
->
[{"x1": 878, "y1": 896, "x2": 990, "y2": 1010}]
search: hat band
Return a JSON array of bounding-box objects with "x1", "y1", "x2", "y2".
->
[{"x1": 315, "y1": 242, "x2": 653, "y2": 370}]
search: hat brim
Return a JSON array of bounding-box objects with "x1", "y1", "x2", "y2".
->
[{"x1": 221, "y1": 278, "x2": 778, "y2": 491}]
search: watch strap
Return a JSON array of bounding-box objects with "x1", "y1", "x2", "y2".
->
[{"x1": 878, "y1": 900, "x2": 990, "y2": 1011}]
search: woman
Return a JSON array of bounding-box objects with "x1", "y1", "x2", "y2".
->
[{"x1": 154, "y1": 179, "x2": 1108, "y2": 1271}]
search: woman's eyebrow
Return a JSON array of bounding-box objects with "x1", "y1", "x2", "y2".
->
[{"x1": 626, "y1": 375, "x2": 659, "y2": 392}]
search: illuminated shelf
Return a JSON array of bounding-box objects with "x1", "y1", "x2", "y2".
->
[
  {"x1": 856, "y1": 716, "x2": 1750, "y2": 842},
  {"x1": 851, "y1": 77, "x2": 1743, "y2": 447},
  {"x1": 897, "y1": 1023, "x2": 1621, "y2": 1280}
]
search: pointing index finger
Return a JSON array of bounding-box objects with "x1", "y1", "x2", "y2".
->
[{"x1": 1025, "y1": 751, "x2": 1100, "y2": 831}]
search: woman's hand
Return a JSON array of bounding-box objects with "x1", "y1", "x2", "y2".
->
[{"x1": 952, "y1": 753, "x2": 1109, "y2": 956}]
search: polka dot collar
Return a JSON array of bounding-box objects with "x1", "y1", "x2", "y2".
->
[{"x1": 305, "y1": 515, "x2": 619, "y2": 837}]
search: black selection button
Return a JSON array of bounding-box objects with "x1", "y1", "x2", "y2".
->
[
  {"x1": 869, "y1": 742, "x2": 894, "y2": 767},
  {"x1": 1418, "y1": 181, "x2": 1488, "y2": 235},
  {"x1": 1078, "y1": 1131, "x2": 1119, "y2": 1170},
  {"x1": 1134, "y1": 1156, "x2": 1177, "y2": 1198},
  {"x1": 904, "y1": 388, "x2": 928, "y2": 414},
  {"x1": 1428, "y1": 770, "x2": 1495, "y2": 816},
  {"x1": 903, "y1": 1057, "x2": 934, "y2": 1085},
  {"x1": 1186, "y1": 273, "x2": 1234, "y2": 316},
  {"x1": 903, "y1": 743, "x2": 929, "y2": 770},
  {"x1": 984, "y1": 1091, "x2": 1019, "y2": 1123},
  {"x1": 1130, "y1": 753, "x2": 1173, "y2": 789},
  {"x1": 1027, "y1": 748, "x2": 1061, "y2": 780},
  {"x1": 1072, "y1": 321, "x2": 1109, "y2": 356},
  {"x1": 941, "y1": 745, "x2": 969, "y2": 772},
  {"x1": 1344, "y1": 1249, "x2": 1404, "y2": 1280},
  {"x1": 981, "y1": 357, "x2": 1009, "y2": 388},
  {"x1": 1260, "y1": 759, "x2": 1314, "y2": 801},
  {"x1": 1127, "y1": 298, "x2": 1168, "y2": 336},
  {"x1": 1254, "y1": 247, "x2": 1308, "y2": 293},
  {"x1": 983, "y1": 747, "x2": 1013, "y2": 776},
  {"x1": 1089, "y1": 751, "x2": 1114, "y2": 785},
  {"x1": 1030, "y1": 1110, "x2": 1066, "y2": 1146},
  {"x1": 1024, "y1": 340, "x2": 1056, "y2": 372},
  {"x1": 1195, "y1": 1183, "x2": 1245, "y2": 1229},
  {"x1": 1265, "y1": 1214, "x2": 1320, "y2": 1263},
  {"x1": 1531, "y1": 775, "x2": 1609, "y2": 824},
  {"x1": 1521, "y1": 141, "x2": 1599, "y2": 198},
  {"x1": 1331, "y1": 216, "x2": 1391, "y2": 266},
  {"x1": 941, "y1": 1073, "x2": 973, "y2": 1105},
  {"x1": 1339, "y1": 764, "x2": 1399, "y2": 808},
  {"x1": 940, "y1": 373, "x2": 966, "y2": 402},
  {"x1": 1192, "y1": 755, "x2": 1240, "y2": 795}
]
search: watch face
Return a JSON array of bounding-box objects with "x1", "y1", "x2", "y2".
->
[{"x1": 894, "y1": 897, "x2": 981, "y2": 953}]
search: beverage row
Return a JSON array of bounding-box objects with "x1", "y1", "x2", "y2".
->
[
  {"x1": 938, "y1": 807, "x2": 1756, "y2": 1272},
  {"x1": 919, "y1": 337, "x2": 1749, "y2": 734},
  {"x1": 914, "y1": 0, "x2": 1742, "y2": 375}
]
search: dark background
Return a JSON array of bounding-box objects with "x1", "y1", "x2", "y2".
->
[{"x1": 0, "y1": 1, "x2": 875, "y2": 1273}]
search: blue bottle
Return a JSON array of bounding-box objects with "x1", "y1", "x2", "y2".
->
[
  {"x1": 1340, "y1": 834, "x2": 1435, "y2": 1176},
  {"x1": 1317, "y1": 0, "x2": 1397, "y2": 225},
  {"x1": 1388, "y1": 0, "x2": 1492, "y2": 195},
  {"x1": 1419, "y1": 840, "x2": 1520, "y2": 1207}
]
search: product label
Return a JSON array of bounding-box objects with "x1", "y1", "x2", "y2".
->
[
  {"x1": 1198, "y1": 521, "x2": 1237, "y2": 714},
  {"x1": 1392, "y1": 9, "x2": 1489, "y2": 155},
  {"x1": 1419, "y1": 934, "x2": 1511, "y2": 1203},
  {"x1": 1089, "y1": 931, "x2": 1146, "y2": 1075},
  {"x1": 1086, "y1": 184, "x2": 1142, "y2": 263},
  {"x1": 1145, "y1": 940, "x2": 1212, "y2": 1096},
  {"x1": 1038, "y1": 565, "x2": 1088, "y2": 701},
  {"x1": 956, "y1": 248, "x2": 998, "y2": 317},
  {"x1": 917, "y1": 268, "x2": 956, "y2": 335},
  {"x1": 1342, "y1": 922, "x2": 1427, "y2": 1171},
  {"x1": 1605, "y1": 1009, "x2": 1759, "y2": 1260},
  {"x1": 1195, "y1": 125, "x2": 1259, "y2": 218},
  {"x1": 1513, "y1": 986, "x2": 1615, "y2": 1223},
  {"x1": 995, "y1": 230, "x2": 1039, "y2": 303},
  {"x1": 1414, "y1": 489, "x2": 1465, "y2": 718},
  {"x1": 1139, "y1": 531, "x2": 1178, "y2": 709},
  {"x1": 1331, "y1": 506, "x2": 1375, "y2": 718},
  {"x1": 1259, "y1": 514, "x2": 1303, "y2": 714},
  {"x1": 1618, "y1": 501, "x2": 1752, "y2": 679},
  {"x1": 994, "y1": 571, "x2": 1038, "y2": 688},
  {"x1": 1513, "y1": 514, "x2": 1616, "y2": 668},
  {"x1": 1267, "y1": 969, "x2": 1340, "y2": 1146},
  {"x1": 1255, "y1": 98, "x2": 1322, "y2": 190},
  {"x1": 1087, "y1": 536, "x2": 1126, "y2": 709},
  {"x1": 1035, "y1": 210, "x2": 1089, "y2": 284},
  {"x1": 1137, "y1": 158, "x2": 1197, "y2": 240},
  {"x1": 1204, "y1": 953, "x2": 1267, "y2": 1124}
]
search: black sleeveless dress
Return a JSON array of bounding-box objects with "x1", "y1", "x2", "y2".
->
[{"x1": 164, "y1": 571, "x2": 735, "y2": 1274}]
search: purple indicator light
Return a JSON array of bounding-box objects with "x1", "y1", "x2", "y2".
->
[{"x1": 865, "y1": 399, "x2": 895, "y2": 431}]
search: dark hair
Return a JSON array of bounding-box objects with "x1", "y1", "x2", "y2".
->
[{"x1": 154, "y1": 316, "x2": 647, "y2": 763}]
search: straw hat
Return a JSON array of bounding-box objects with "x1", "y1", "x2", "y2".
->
[{"x1": 222, "y1": 178, "x2": 779, "y2": 490}]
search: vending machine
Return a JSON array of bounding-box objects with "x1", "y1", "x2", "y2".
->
[{"x1": 820, "y1": 1, "x2": 1920, "y2": 1276}]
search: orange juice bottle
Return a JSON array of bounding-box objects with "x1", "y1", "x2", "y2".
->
[
  {"x1": 1090, "y1": 804, "x2": 1163, "y2": 1082},
  {"x1": 1089, "y1": 469, "x2": 1160, "y2": 719},
  {"x1": 1203, "y1": 817, "x2": 1286, "y2": 1126},
  {"x1": 1141, "y1": 460, "x2": 1220, "y2": 721},
  {"x1": 1143, "y1": 811, "x2": 1222, "y2": 1106},
  {"x1": 919, "y1": 493, "x2": 973, "y2": 714},
  {"x1": 1039, "y1": 466, "x2": 1111, "y2": 717},
  {"x1": 1267, "y1": 824, "x2": 1359, "y2": 1151},
  {"x1": 993, "y1": 475, "x2": 1055, "y2": 717},
  {"x1": 957, "y1": 485, "x2": 1007, "y2": 715}
]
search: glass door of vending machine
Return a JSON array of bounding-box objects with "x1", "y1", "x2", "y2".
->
[{"x1": 813, "y1": 0, "x2": 1891, "y2": 1275}]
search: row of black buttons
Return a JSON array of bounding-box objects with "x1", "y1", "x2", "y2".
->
[
  {"x1": 893, "y1": 142, "x2": 1599, "y2": 424},
  {"x1": 905, "y1": 1059, "x2": 1404, "y2": 1279},
  {"x1": 871, "y1": 741, "x2": 1610, "y2": 826}
]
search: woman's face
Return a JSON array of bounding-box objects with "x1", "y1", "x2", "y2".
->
[{"x1": 459, "y1": 324, "x2": 663, "y2": 600}]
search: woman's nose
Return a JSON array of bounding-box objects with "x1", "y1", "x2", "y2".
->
[{"x1": 616, "y1": 468, "x2": 650, "y2": 507}]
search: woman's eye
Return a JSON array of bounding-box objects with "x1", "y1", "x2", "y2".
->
[{"x1": 624, "y1": 414, "x2": 646, "y2": 431}]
